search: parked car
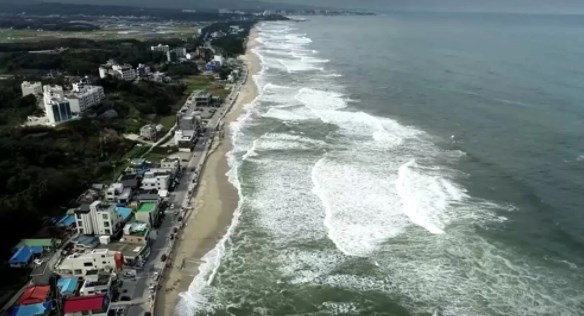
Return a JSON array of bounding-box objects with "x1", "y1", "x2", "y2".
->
[{"x1": 161, "y1": 254, "x2": 168, "y2": 262}]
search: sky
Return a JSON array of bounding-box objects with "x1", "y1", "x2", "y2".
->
[{"x1": 4, "y1": 0, "x2": 584, "y2": 14}]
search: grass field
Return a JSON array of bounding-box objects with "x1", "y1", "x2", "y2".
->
[
  {"x1": 0, "y1": 24, "x2": 200, "y2": 43},
  {"x1": 182, "y1": 75, "x2": 214, "y2": 93}
]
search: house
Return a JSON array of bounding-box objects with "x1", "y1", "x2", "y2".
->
[
  {"x1": 99, "y1": 242, "x2": 149, "y2": 267},
  {"x1": 141, "y1": 170, "x2": 171, "y2": 191},
  {"x1": 105, "y1": 183, "x2": 132, "y2": 204},
  {"x1": 136, "y1": 64, "x2": 151, "y2": 77},
  {"x1": 74, "y1": 201, "x2": 124, "y2": 237},
  {"x1": 57, "y1": 214, "x2": 76, "y2": 229},
  {"x1": 57, "y1": 276, "x2": 80, "y2": 297},
  {"x1": 9, "y1": 246, "x2": 43, "y2": 268},
  {"x1": 63, "y1": 295, "x2": 110, "y2": 316},
  {"x1": 72, "y1": 235, "x2": 99, "y2": 252},
  {"x1": 213, "y1": 55, "x2": 225, "y2": 66},
  {"x1": 55, "y1": 249, "x2": 122, "y2": 276},
  {"x1": 17, "y1": 286, "x2": 50, "y2": 305},
  {"x1": 15, "y1": 239, "x2": 55, "y2": 251},
  {"x1": 10, "y1": 302, "x2": 52, "y2": 316},
  {"x1": 79, "y1": 272, "x2": 113, "y2": 296},
  {"x1": 140, "y1": 124, "x2": 158, "y2": 141},
  {"x1": 161, "y1": 157, "x2": 181, "y2": 176},
  {"x1": 194, "y1": 91, "x2": 212, "y2": 107},
  {"x1": 174, "y1": 130, "x2": 197, "y2": 151},
  {"x1": 21, "y1": 81, "x2": 42, "y2": 97},
  {"x1": 135, "y1": 201, "x2": 161, "y2": 226},
  {"x1": 121, "y1": 221, "x2": 150, "y2": 245}
]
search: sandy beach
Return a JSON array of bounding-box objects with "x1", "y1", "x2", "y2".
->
[{"x1": 155, "y1": 28, "x2": 260, "y2": 316}]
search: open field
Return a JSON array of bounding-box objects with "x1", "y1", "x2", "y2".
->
[{"x1": 0, "y1": 24, "x2": 200, "y2": 43}]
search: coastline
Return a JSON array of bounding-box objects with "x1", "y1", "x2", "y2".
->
[{"x1": 155, "y1": 27, "x2": 260, "y2": 316}]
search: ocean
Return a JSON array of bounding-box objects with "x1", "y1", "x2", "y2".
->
[{"x1": 177, "y1": 13, "x2": 584, "y2": 316}]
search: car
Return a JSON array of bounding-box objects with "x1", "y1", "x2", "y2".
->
[
  {"x1": 161, "y1": 254, "x2": 168, "y2": 262},
  {"x1": 170, "y1": 203, "x2": 175, "y2": 209}
]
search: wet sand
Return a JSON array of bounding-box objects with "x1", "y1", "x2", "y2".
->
[{"x1": 156, "y1": 28, "x2": 260, "y2": 316}]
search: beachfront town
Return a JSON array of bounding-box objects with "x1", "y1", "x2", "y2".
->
[{"x1": 0, "y1": 17, "x2": 251, "y2": 316}]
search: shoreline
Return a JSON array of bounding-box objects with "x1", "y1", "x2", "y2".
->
[{"x1": 155, "y1": 27, "x2": 260, "y2": 316}]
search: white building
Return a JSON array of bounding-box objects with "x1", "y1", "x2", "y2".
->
[
  {"x1": 55, "y1": 249, "x2": 121, "y2": 276},
  {"x1": 43, "y1": 85, "x2": 74, "y2": 125},
  {"x1": 174, "y1": 129, "x2": 197, "y2": 151},
  {"x1": 104, "y1": 183, "x2": 132, "y2": 204},
  {"x1": 141, "y1": 170, "x2": 171, "y2": 191},
  {"x1": 75, "y1": 201, "x2": 124, "y2": 237},
  {"x1": 99, "y1": 60, "x2": 136, "y2": 81},
  {"x1": 21, "y1": 81, "x2": 42, "y2": 97},
  {"x1": 213, "y1": 55, "x2": 225, "y2": 66},
  {"x1": 161, "y1": 158, "x2": 181, "y2": 175},
  {"x1": 67, "y1": 86, "x2": 105, "y2": 114},
  {"x1": 140, "y1": 124, "x2": 158, "y2": 141},
  {"x1": 112, "y1": 64, "x2": 137, "y2": 81},
  {"x1": 79, "y1": 273, "x2": 112, "y2": 296},
  {"x1": 151, "y1": 43, "x2": 170, "y2": 53}
]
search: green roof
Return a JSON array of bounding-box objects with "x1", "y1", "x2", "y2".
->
[
  {"x1": 16, "y1": 238, "x2": 54, "y2": 248},
  {"x1": 137, "y1": 202, "x2": 156, "y2": 213}
]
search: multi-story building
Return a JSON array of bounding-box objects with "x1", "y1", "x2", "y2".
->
[
  {"x1": 99, "y1": 60, "x2": 136, "y2": 81},
  {"x1": 150, "y1": 43, "x2": 170, "y2": 54},
  {"x1": 135, "y1": 201, "x2": 161, "y2": 227},
  {"x1": 160, "y1": 157, "x2": 181, "y2": 175},
  {"x1": 67, "y1": 86, "x2": 105, "y2": 114},
  {"x1": 141, "y1": 170, "x2": 171, "y2": 191},
  {"x1": 121, "y1": 221, "x2": 150, "y2": 245},
  {"x1": 21, "y1": 81, "x2": 42, "y2": 97},
  {"x1": 74, "y1": 201, "x2": 124, "y2": 237},
  {"x1": 55, "y1": 249, "x2": 122, "y2": 276},
  {"x1": 104, "y1": 183, "x2": 132, "y2": 204},
  {"x1": 43, "y1": 85, "x2": 74, "y2": 125},
  {"x1": 79, "y1": 272, "x2": 112, "y2": 296},
  {"x1": 136, "y1": 63, "x2": 151, "y2": 77},
  {"x1": 112, "y1": 64, "x2": 137, "y2": 81}
]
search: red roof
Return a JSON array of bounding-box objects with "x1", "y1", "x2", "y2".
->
[
  {"x1": 18, "y1": 286, "x2": 50, "y2": 305},
  {"x1": 63, "y1": 295, "x2": 107, "y2": 313}
]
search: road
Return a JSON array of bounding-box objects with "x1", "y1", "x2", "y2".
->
[{"x1": 125, "y1": 64, "x2": 247, "y2": 316}]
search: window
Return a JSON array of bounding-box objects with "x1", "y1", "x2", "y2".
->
[
  {"x1": 74, "y1": 269, "x2": 82, "y2": 275},
  {"x1": 78, "y1": 228, "x2": 84, "y2": 234},
  {"x1": 83, "y1": 262, "x2": 93, "y2": 267},
  {"x1": 103, "y1": 261, "x2": 107, "y2": 264},
  {"x1": 102, "y1": 214, "x2": 108, "y2": 220},
  {"x1": 104, "y1": 221, "x2": 110, "y2": 227},
  {"x1": 76, "y1": 213, "x2": 82, "y2": 219},
  {"x1": 105, "y1": 229, "x2": 111, "y2": 235}
]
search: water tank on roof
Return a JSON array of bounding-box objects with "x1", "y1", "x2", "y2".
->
[
  {"x1": 99, "y1": 236, "x2": 110, "y2": 245},
  {"x1": 114, "y1": 252, "x2": 124, "y2": 269}
]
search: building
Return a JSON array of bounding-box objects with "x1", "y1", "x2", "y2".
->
[
  {"x1": 57, "y1": 276, "x2": 80, "y2": 297},
  {"x1": 75, "y1": 201, "x2": 124, "y2": 237},
  {"x1": 99, "y1": 60, "x2": 136, "y2": 81},
  {"x1": 72, "y1": 235, "x2": 99, "y2": 252},
  {"x1": 112, "y1": 64, "x2": 136, "y2": 81},
  {"x1": 136, "y1": 63, "x2": 151, "y2": 77},
  {"x1": 161, "y1": 157, "x2": 181, "y2": 175},
  {"x1": 140, "y1": 124, "x2": 158, "y2": 141},
  {"x1": 174, "y1": 130, "x2": 197, "y2": 151},
  {"x1": 21, "y1": 81, "x2": 42, "y2": 97},
  {"x1": 67, "y1": 85, "x2": 105, "y2": 114},
  {"x1": 43, "y1": 85, "x2": 74, "y2": 125},
  {"x1": 121, "y1": 221, "x2": 150, "y2": 244},
  {"x1": 213, "y1": 55, "x2": 225, "y2": 66},
  {"x1": 151, "y1": 43, "x2": 170, "y2": 54},
  {"x1": 141, "y1": 169, "x2": 171, "y2": 191},
  {"x1": 194, "y1": 91, "x2": 213, "y2": 107},
  {"x1": 104, "y1": 182, "x2": 132, "y2": 204},
  {"x1": 79, "y1": 272, "x2": 112, "y2": 296},
  {"x1": 63, "y1": 295, "x2": 110, "y2": 316},
  {"x1": 99, "y1": 242, "x2": 149, "y2": 267},
  {"x1": 135, "y1": 201, "x2": 160, "y2": 226},
  {"x1": 55, "y1": 249, "x2": 122, "y2": 276}
]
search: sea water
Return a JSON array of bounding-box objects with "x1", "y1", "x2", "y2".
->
[{"x1": 176, "y1": 13, "x2": 584, "y2": 316}]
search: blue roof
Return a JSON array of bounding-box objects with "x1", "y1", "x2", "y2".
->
[
  {"x1": 11, "y1": 301, "x2": 51, "y2": 316},
  {"x1": 28, "y1": 246, "x2": 43, "y2": 254},
  {"x1": 75, "y1": 235, "x2": 99, "y2": 247},
  {"x1": 57, "y1": 277, "x2": 79, "y2": 295},
  {"x1": 57, "y1": 215, "x2": 76, "y2": 227},
  {"x1": 9, "y1": 247, "x2": 32, "y2": 265},
  {"x1": 116, "y1": 207, "x2": 132, "y2": 221}
]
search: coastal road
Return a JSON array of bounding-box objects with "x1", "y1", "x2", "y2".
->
[{"x1": 126, "y1": 64, "x2": 246, "y2": 316}]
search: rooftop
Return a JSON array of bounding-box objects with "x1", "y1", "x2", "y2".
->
[
  {"x1": 137, "y1": 201, "x2": 156, "y2": 213},
  {"x1": 57, "y1": 276, "x2": 79, "y2": 296},
  {"x1": 63, "y1": 295, "x2": 107, "y2": 314},
  {"x1": 99, "y1": 242, "x2": 145, "y2": 259},
  {"x1": 15, "y1": 238, "x2": 53, "y2": 249},
  {"x1": 18, "y1": 286, "x2": 50, "y2": 305}
]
